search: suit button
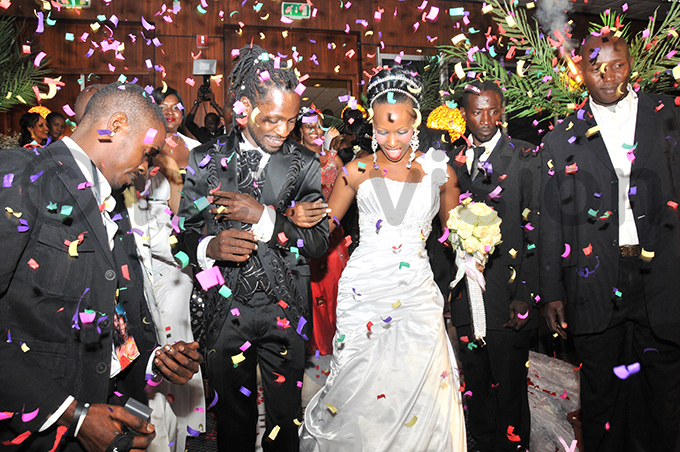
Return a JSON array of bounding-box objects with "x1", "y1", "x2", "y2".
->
[
  {"x1": 100, "y1": 318, "x2": 110, "y2": 328},
  {"x1": 611, "y1": 179, "x2": 617, "y2": 185},
  {"x1": 96, "y1": 362, "x2": 108, "y2": 374},
  {"x1": 612, "y1": 239, "x2": 618, "y2": 246},
  {"x1": 105, "y1": 270, "x2": 116, "y2": 281}
]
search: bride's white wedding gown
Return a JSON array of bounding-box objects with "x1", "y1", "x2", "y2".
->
[{"x1": 300, "y1": 149, "x2": 466, "y2": 452}]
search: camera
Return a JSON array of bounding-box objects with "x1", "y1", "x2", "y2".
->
[{"x1": 198, "y1": 77, "x2": 213, "y2": 102}]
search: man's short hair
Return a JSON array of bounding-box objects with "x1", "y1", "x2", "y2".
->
[
  {"x1": 80, "y1": 83, "x2": 166, "y2": 133},
  {"x1": 460, "y1": 80, "x2": 504, "y2": 110}
]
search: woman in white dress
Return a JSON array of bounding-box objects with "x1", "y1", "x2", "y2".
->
[{"x1": 298, "y1": 66, "x2": 466, "y2": 451}]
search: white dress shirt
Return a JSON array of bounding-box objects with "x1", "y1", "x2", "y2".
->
[
  {"x1": 465, "y1": 129, "x2": 502, "y2": 174},
  {"x1": 589, "y1": 86, "x2": 639, "y2": 246},
  {"x1": 198, "y1": 139, "x2": 276, "y2": 269}
]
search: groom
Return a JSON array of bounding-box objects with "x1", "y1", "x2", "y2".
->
[{"x1": 177, "y1": 45, "x2": 328, "y2": 452}]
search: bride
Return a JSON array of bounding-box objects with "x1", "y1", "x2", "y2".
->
[{"x1": 297, "y1": 66, "x2": 467, "y2": 451}]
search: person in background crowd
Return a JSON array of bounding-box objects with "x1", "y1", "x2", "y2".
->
[
  {"x1": 46, "y1": 111, "x2": 67, "y2": 143},
  {"x1": 185, "y1": 89, "x2": 227, "y2": 143},
  {"x1": 19, "y1": 111, "x2": 48, "y2": 147}
]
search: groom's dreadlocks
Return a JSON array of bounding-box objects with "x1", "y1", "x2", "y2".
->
[{"x1": 227, "y1": 44, "x2": 299, "y2": 130}]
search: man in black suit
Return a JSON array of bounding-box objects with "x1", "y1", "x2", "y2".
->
[
  {"x1": 177, "y1": 45, "x2": 328, "y2": 452},
  {"x1": 437, "y1": 80, "x2": 540, "y2": 452},
  {"x1": 540, "y1": 34, "x2": 680, "y2": 451},
  {"x1": 0, "y1": 82, "x2": 203, "y2": 452}
]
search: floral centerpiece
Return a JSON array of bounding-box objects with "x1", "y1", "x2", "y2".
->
[{"x1": 446, "y1": 196, "x2": 502, "y2": 341}]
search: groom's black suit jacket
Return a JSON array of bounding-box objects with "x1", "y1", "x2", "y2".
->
[
  {"x1": 0, "y1": 141, "x2": 156, "y2": 451},
  {"x1": 177, "y1": 129, "x2": 328, "y2": 342},
  {"x1": 539, "y1": 92, "x2": 680, "y2": 344}
]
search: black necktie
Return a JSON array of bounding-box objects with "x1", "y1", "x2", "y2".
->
[{"x1": 470, "y1": 146, "x2": 486, "y2": 180}]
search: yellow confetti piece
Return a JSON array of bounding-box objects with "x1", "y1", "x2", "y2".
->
[
  {"x1": 599, "y1": 63, "x2": 607, "y2": 74},
  {"x1": 365, "y1": 30, "x2": 373, "y2": 36},
  {"x1": 168, "y1": 235, "x2": 178, "y2": 246},
  {"x1": 505, "y1": 16, "x2": 517, "y2": 27},
  {"x1": 404, "y1": 415, "x2": 418, "y2": 427},
  {"x1": 68, "y1": 239, "x2": 79, "y2": 257},
  {"x1": 641, "y1": 248, "x2": 655, "y2": 262},
  {"x1": 4, "y1": 207, "x2": 21, "y2": 218},
  {"x1": 553, "y1": 333, "x2": 559, "y2": 338},
  {"x1": 16, "y1": 95, "x2": 27, "y2": 104},
  {"x1": 614, "y1": 30, "x2": 623, "y2": 38},
  {"x1": 516, "y1": 60, "x2": 525, "y2": 77},
  {"x1": 118, "y1": 43, "x2": 125, "y2": 52},
  {"x1": 293, "y1": 418, "x2": 303, "y2": 426},
  {"x1": 671, "y1": 30, "x2": 679, "y2": 38},
  {"x1": 21, "y1": 343, "x2": 30, "y2": 352},
  {"x1": 509, "y1": 248, "x2": 517, "y2": 259},
  {"x1": 525, "y1": 360, "x2": 531, "y2": 368},
  {"x1": 232, "y1": 352, "x2": 246, "y2": 365},
  {"x1": 522, "y1": 208, "x2": 531, "y2": 220},
  {"x1": 216, "y1": 206, "x2": 227, "y2": 214},
  {"x1": 547, "y1": 159, "x2": 554, "y2": 169},
  {"x1": 508, "y1": 267, "x2": 517, "y2": 283},
  {"x1": 334, "y1": 65, "x2": 340, "y2": 73},
  {"x1": 326, "y1": 403, "x2": 338, "y2": 414},
  {"x1": 392, "y1": 300, "x2": 402, "y2": 309},
  {"x1": 454, "y1": 62, "x2": 465, "y2": 80},
  {"x1": 268, "y1": 425, "x2": 280, "y2": 440},
  {"x1": 282, "y1": 30, "x2": 288, "y2": 38},
  {"x1": 5, "y1": 92, "x2": 11, "y2": 99},
  {"x1": 251, "y1": 107, "x2": 260, "y2": 124},
  {"x1": 259, "y1": 32, "x2": 265, "y2": 40},
  {"x1": 90, "y1": 22, "x2": 100, "y2": 32},
  {"x1": 451, "y1": 33, "x2": 466, "y2": 46},
  {"x1": 161, "y1": 80, "x2": 168, "y2": 93},
  {"x1": 260, "y1": 13, "x2": 269, "y2": 20},
  {"x1": 672, "y1": 65, "x2": 680, "y2": 81},
  {"x1": 482, "y1": 4, "x2": 493, "y2": 14},
  {"x1": 585, "y1": 126, "x2": 601, "y2": 138},
  {"x1": 526, "y1": 2, "x2": 535, "y2": 8},
  {"x1": 566, "y1": 122, "x2": 574, "y2": 131}
]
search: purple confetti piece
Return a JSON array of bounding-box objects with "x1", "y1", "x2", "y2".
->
[
  {"x1": 111, "y1": 213, "x2": 123, "y2": 222},
  {"x1": 376, "y1": 219, "x2": 383, "y2": 229},
  {"x1": 577, "y1": 110, "x2": 585, "y2": 120},
  {"x1": 315, "y1": 350, "x2": 320, "y2": 359},
  {"x1": 594, "y1": 192, "x2": 602, "y2": 198},
  {"x1": 239, "y1": 386, "x2": 252, "y2": 397},
  {"x1": 296, "y1": 316, "x2": 307, "y2": 335},
  {"x1": 186, "y1": 165, "x2": 196, "y2": 176},
  {"x1": 643, "y1": 348, "x2": 659, "y2": 353},
  {"x1": 230, "y1": 308, "x2": 240, "y2": 316},
  {"x1": 6, "y1": 330, "x2": 10, "y2": 343},
  {"x1": 208, "y1": 389, "x2": 219, "y2": 409},
  {"x1": 97, "y1": 129, "x2": 112, "y2": 136},
  {"x1": 353, "y1": 288, "x2": 361, "y2": 296},
  {"x1": 36, "y1": 11, "x2": 45, "y2": 33},
  {"x1": 30, "y1": 171, "x2": 43, "y2": 183},
  {"x1": 187, "y1": 426, "x2": 200, "y2": 437},
  {"x1": 198, "y1": 154, "x2": 212, "y2": 168},
  {"x1": 568, "y1": 136, "x2": 577, "y2": 144},
  {"x1": 3, "y1": 174, "x2": 14, "y2": 188},
  {"x1": 629, "y1": 186, "x2": 637, "y2": 195},
  {"x1": 128, "y1": 228, "x2": 144, "y2": 236},
  {"x1": 589, "y1": 47, "x2": 600, "y2": 59},
  {"x1": 382, "y1": 316, "x2": 392, "y2": 323},
  {"x1": 297, "y1": 239, "x2": 304, "y2": 248},
  {"x1": 17, "y1": 219, "x2": 29, "y2": 233}
]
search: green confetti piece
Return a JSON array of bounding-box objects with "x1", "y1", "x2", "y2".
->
[
  {"x1": 290, "y1": 246, "x2": 300, "y2": 259},
  {"x1": 196, "y1": 5, "x2": 207, "y2": 14},
  {"x1": 614, "y1": 290, "x2": 622, "y2": 297},
  {"x1": 65, "y1": 33, "x2": 75, "y2": 41},
  {"x1": 387, "y1": 92, "x2": 396, "y2": 104},
  {"x1": 193, "y1": 196, "x2": 210, "y2": 212},
  {"x1": 117, "y1": 74, "x2": 127, "y2": 83},
  {"x1": 446, "y1": 100, "x2": 458, "y2": 109},
  {"x1": 179, "y1": 216, "x2": 186, "y2": 231},
  {"x1": 337, "y1": 334, "x2": 345, "y2": 342},
  {"x1": 357, "y1": 162, "x2": 366, "y2": 170},
  {"x1": 527, "y1": 243, "x2": 536, "y2": 250},
  {"x1": 47, "y1": 202, "x2": 57, "y2": 211},
  {"x1": 97, "y1": 14, "x2": 107, "y2": 21},
  {"x1": 218, "y1": 285, "x2": 233, "y2": 299},
  {"x1": 174, "y1": 251, "x2": 189, "y2": 269},
  {"x1": 588, "y1": 208, "x2": 599, "y2": 217},
  {"x1": 45, "y1": 12, "x2": 56, "y2": 26},
  {"x1": 60, "y1": 205, "x2": 73, "y2": 216},
  {"x1": 253, "y1": 2, "x2": 263, "y2": 12},
  {"x1": 399, "y1": 262, "x2": 410, "y2": 269}
]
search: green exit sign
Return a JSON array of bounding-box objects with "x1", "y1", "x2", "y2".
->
[
  {"x1": 63, "y1": 0, "x2": 92, "y2": 7},
  {"x1": 282, "y1": 2, "x2": 311, "y2": 20}
]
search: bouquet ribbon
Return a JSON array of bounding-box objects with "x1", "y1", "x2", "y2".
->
[{"x1": 450, "y1": 242, "x2": 488, "y2": 341}]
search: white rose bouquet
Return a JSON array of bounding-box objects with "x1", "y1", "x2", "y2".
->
[{"x1": 446, "y1": 197, "x2": 502, "y2": 341}]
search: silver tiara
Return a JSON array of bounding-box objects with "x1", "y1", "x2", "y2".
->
[
  {"x1": 367, "y1": 73, "x2": 420, "y2": 92},
  {"x1": 369, "y1": 88, "x2": 421, "y2": 109}
]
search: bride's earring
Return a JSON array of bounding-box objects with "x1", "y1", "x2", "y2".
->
[
  {"x1": 407, "y1": 128, "x2": 419, "y2": 169},
  {"x1": 373, "y1": 149, "x2": 378, "y2": 169}
]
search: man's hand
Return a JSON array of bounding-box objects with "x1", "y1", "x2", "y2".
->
[
  {"x1": 504, "y1": 300, "x2": 531, "y2": 331},
  {"x1": 542, "y1": 300, "x2": 568, "y2": 339},
  {"x1": 206, "y1": 229, "x2": 257, "y2": 262},
  {"x1": 61, "y1": 402, "x2": 155, "y2": 452},
  {"x1": 210, "y1": 190, "x2": 264, "y2": 224},
  {"x1": 153, "y1": 341, "x2": 204, "y2": 385},
  {"x1": 286, "y1": 200, "x2": 329, "y2": 227}
]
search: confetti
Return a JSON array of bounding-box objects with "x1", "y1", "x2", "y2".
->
[
  {"x1": 640, "y1": 248, "x2": 655, "y2": 262},
  {"x1": 195, "y1": 266, "x2": 225, "y2": 291},
  {"x1": 21, "y1": 408, "x2": 39, "y2": 423},
  {"x1": 507, "y1": 425, "x2": 521, "y2": 442},
  {"x1": 239, "y1": 386, "x2": 251, "y2": 396},
  {"x1": 562, "y1": 244, "x2": 571, "y2": 258},
  {"x1": 404, "y1": 416, "x2": 418, "y2": 427},
  {"x1": 3, "y1": 174, "x2": 13, "y2": 188},
  {"x1": 27, "y1": 258, "x2": 39, "y2": 269},
  {"x1": 144, "y1": 128, "x2": 158, "y2": 145},
  {"x1": 613, "y1": 362, "x2": 640, "y2": 379},
  {"x1": 326, "y1": 403, "x2": 338, "y2": 414},
  {"x1": 187, "y1": 426, "x2": 200, "y2": 437},
  {"x1": 268, "y1": 425, "x2": 281, "y2": 440}
]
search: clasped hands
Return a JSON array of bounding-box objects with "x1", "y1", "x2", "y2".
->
[{"x1": 61, "y1": 341, "x2": 203, "y2": 452}]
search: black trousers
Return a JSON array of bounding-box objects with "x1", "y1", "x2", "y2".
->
[
  {"x1": 457, "y1": 325, "x2": 532, "y2": 452},
  {"x1": 207, "y1": 292, "x2": 306, "y2": 452},
  {"x1": 572, "y1": 256, "x2": 680, "y2": 452}
]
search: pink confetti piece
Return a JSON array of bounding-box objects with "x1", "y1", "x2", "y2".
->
[
  {"x1": 34, "y1": 52, "x2": 47, "y2": 67},
  {"x1": 0, "y1": 412, "x2": 13, "y2": 421},
  {"x1": 195, "y1": 266, "x2": 225, "y2": 291},
  {"x1": 622, "y1": 3, "x2": 628, "y2": 12},
  {"x1": 141, "y1": 16, "x2": 155, "y2": 31},
  {"x1": 613, "y1": 362, "x2": 640, "y2": 379},
  {"x1": 558, "y1": 437, "x2": 578, "y2": 452},
  {"x1": 79, "y1": 312, "x2": 96, "y2": 324},
  {"x1": 144, "y1": 128, "x2": 158, "y2": 145},
  {"x1": 259, "y1": 70, "x2": 270, "y2": 81},
  {"x1": 36, "y1": 12, "x2": 45, "y2": 33},
  {"x1": 438, "y1": 227, "x2": 450, "y2": 243},
  {"x1": 281, "y1": 16, "x2": 294, "y2": 24},
  {"x1": 417, "y1": 0, "x2": 428, "y2": 10},
  {"x1": 517, "y1": 311, "x2": 529, "y2": 319},
  {"x1": 562, "y1": 244, "x2": 571, "y2": 258},
  {"x1": 239, "y1": 341, "x2": 251, "y2": 351},
  {"x1": 294, "y1": 83, "x2": 306, "y2": 96},
  {"x1": 22, "y1": 408, "x2": 39, "y2": 423},
  {"x1": 62, "y1": 104, "x2": 76, "y2": 117},
  {"x1": 642, "y1": 29, "x2": 650, "y2": 39},
  {"x1": 230, "y1": 308, "x2": 240, "y2": 317},
  {"x1": 425, "y1": 6, "x2": 440, "y2": 20},
  {"x1": 78, "y1": 181, "x2": 93, "y2": 190},
  {"x1": 488, "y1": 185, "x2": 502, "y2": 199}
]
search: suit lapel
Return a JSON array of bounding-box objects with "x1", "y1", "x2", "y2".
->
[
  {"x1": 49, "y1": 143, "x2": 115, "y2": 268},
  {"x1": 630, "y1": 93, "x2": 659, "y2": 187},
  {"x1": 485, "y1": 136, "x2": 513, "y2": 183},
  {"x1": 576, "y1": 103, "x2": 617, "y2": 176}
]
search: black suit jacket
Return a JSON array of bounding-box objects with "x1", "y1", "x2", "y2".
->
[
  {"x1": 435, "y1": 135, "x2": 541, "y2": 330},
  {"x1": 539, "y1": 93, "x2": 680, "y2": 344},
  {"x1": 0, "y1": 141, "x2": 156, "y2": 451},
  {"x1": 177, "y1": 130, "x2": 328, "y2": 344}
]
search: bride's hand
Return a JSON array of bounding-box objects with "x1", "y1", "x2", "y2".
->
[
  {"x1": 286, "y1": 200, "x2": 329, "y2": 227},
  {"x1": 475, "y1": 262, "x2": 485, "y2": 273}
]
